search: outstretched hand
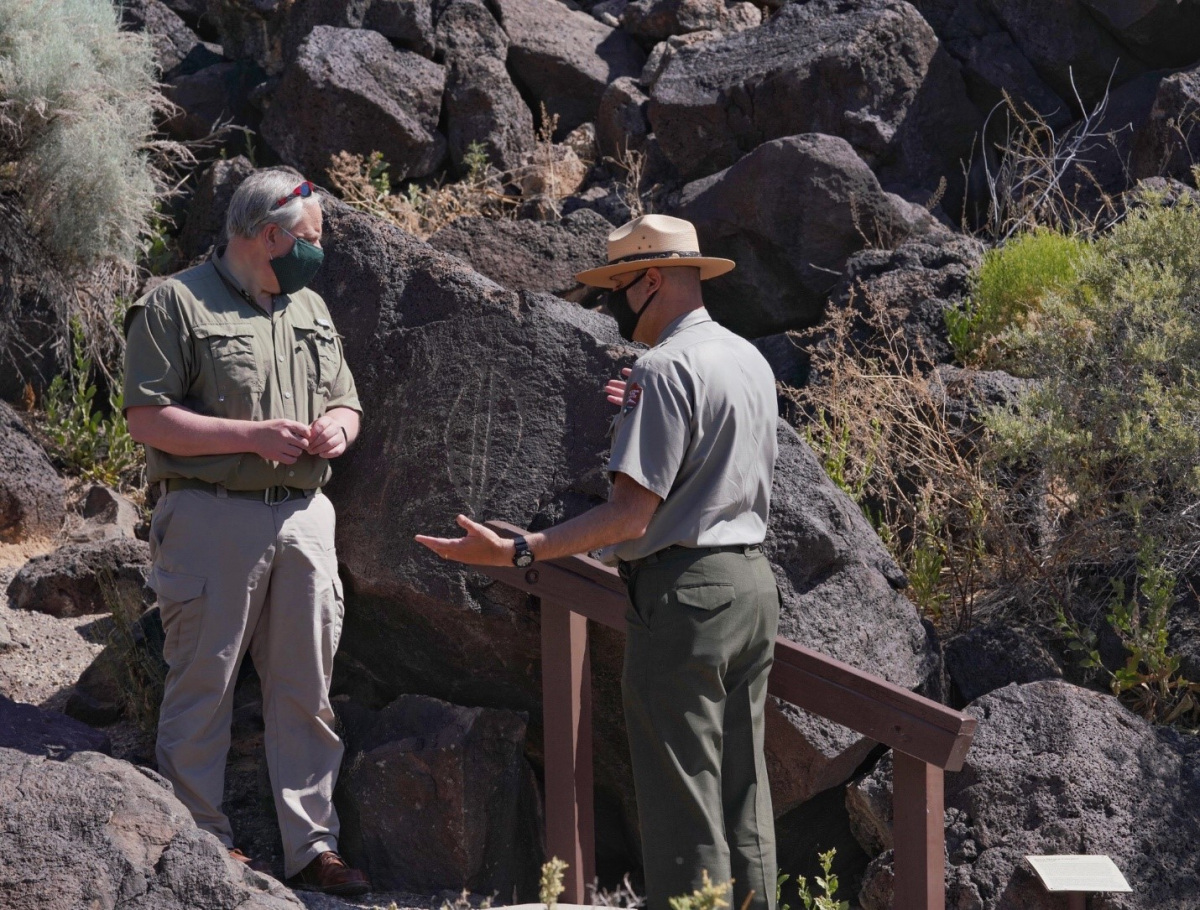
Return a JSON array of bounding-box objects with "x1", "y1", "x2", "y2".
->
[
  {"x1": 414, "y1": 514, "x2": 515, "y2": 566},
  {"x1": 605, "y1": 367, "x2": 633, "y2": 406}
]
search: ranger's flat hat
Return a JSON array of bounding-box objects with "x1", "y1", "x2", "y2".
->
[{"x1": 575, "y1": 214, "x2": 735, "y2": 288}]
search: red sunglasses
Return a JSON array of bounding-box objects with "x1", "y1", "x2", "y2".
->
[{"x1": 273, "y1": 181, "x2": 316, "y2": 209}]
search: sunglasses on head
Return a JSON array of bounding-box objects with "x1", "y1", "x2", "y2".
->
[{"x1": 273, "y1": 181, "x2": 316, "y2": 209}]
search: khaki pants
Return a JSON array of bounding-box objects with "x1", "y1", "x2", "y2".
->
[
  {"x1": 621, "y1": 547, "x2": 779, "y2": 910},
  {"x1": 148, "y1": 487, "x2": 345, "y2": 877}
]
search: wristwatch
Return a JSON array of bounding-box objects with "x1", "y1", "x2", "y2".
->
[{"x1": 512, "y1": 535, "x2": 535, "y2": 568}]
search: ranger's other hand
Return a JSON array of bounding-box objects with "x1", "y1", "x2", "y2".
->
[
  {"x1": 251, "y1": 419, "x2": 311, "y2": 464},
  {"x1": 306, "y1": 415, "x2": 348, "y2": 459},
  {"x1": 605, "y1": 367, "x2": 633, "y2": 406},
  {"x1": 415, "y1": 515, "x2": 514, "y2": 566}
]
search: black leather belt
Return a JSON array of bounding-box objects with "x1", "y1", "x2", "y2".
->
[
  {"x1": 163, "y1": 477, "x2": 316, "y2": 505},
  {"x1": 621, "y1": 542, "x2": 764, "y2": 573}
]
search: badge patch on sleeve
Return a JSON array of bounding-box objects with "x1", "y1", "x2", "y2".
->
[{"x1": 622, "y1": 381, "x2": 642, "y2": 414}]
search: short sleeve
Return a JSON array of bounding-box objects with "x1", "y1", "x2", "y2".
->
[
  {"x1": 123, "y1": 293, "x2": 190, "y2": 409},
  {"x1": 607, "y1": 363, "x2": 691, "y2": 499},
  {"x1": 323, "y1": 333, "x2": 362, "y2": 413}
]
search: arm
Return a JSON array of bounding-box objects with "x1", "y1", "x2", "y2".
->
[
  {"x1": 415, "y1": 472, "x2": 661, "y2": 566},
  {"x1": 126, "y1": 405, "x2": 311, "y2": 464}
]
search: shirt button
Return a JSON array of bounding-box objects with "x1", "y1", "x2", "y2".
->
[
  {"x1": 288, "y1": 470, "x2": 295, "y2": 477},
  {"x1": 278, "y1": 355, "x2": 284, "y2": 363},
  {"x1": 284, "y1": 392, "x2": 291, "y2": 399}
]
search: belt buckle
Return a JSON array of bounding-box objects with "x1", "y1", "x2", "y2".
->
[{"x1": 263, "y1": 485, "x2": 291, "y2": 506}]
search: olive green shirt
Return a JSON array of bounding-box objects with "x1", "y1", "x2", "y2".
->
[{"x1": 122, "y1": 251, "x2": 361, "y2": 490}]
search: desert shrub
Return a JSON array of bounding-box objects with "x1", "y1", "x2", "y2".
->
[
  {"x1": 98, "y1": 567, "x2": 165, "y2": 736},
  {"x1": 946, "y1": 229, "x2": 1087, "y2": 366},
  {"x1": 39, "y1": 318, "x2": 143, "y2": 489},
  {"x1": 0, "y1": 0, "x2": 173, "y2": 386}
]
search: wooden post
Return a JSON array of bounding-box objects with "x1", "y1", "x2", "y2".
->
[
  {"x1": 892, "y1": 751, "x2": 945, "y2": 910},
  {"x1": 540, "y1": 598, "x2": 595, "y2": 902},
  {"x1": 1066, "y1": 895, "x2": 1087, "y2": 910}
]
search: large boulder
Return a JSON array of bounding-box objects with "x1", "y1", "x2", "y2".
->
[
  {"x1": 363, "y1": 0, "x2": 437, "y2": 57},
  {"x1": 259, "y1": 26, "x2": 446, "y2": 182},
  {"x1": 7, "y1": 539, "x2": 151, "y2": 618},
  {"x1": 178, "y1": 155, "x2": 256, "y2": 263},
  {"x1": 0, "y1": 697, "x2": 301, "y2": 910},
  {"x1": 671, "y1": 133, "x2": 941, "y2": 338},
  {"x1": 309, "y1": 199, "x2": 939, "y2": 845},
  {"x1": 647, "y1": 0, "x2": 980, "y2": 192},
  {"x1": 428, "y1": 208, "x2": 612, "y2": 299},
  {"x1": 444, "y1": 55, "x2": 536, "y2": 174},
  {"x1": 942, "y1": 624, "x2": 1063, "y2": 706},
  {"x1": 620, "y1": 0, "x2": 760, "y2": 42},
  {"x1": 206, "y1": 0, "x2": 375, "y2": 76},
  {"x1": 120, "y1": 0, "x2": 224, "y2": 80},
  {"x1": 1130, "y1": 66, "x2": 1200, "y2": 183},
  {"x1": 496, "y1": 0, "x2": 646, "y2": 136},
  {"x1": 0, "y1": 400, "x2": 65, "y2": 543},
  {"x1": 1081, "y1": 0, "x2": 1200, "y2": 68},
  {"x1": 849, "y1": 681, "x2": 1200, "y2": 909},
  {"x1": 337, "y1": 694, "x2": 542, "y2": 898},
  {"x1": 435, "y1": 0, "x2": 509, "y2": 63},
  {"x1": 0, "y1": 693, "x2": 111, "y2": 756},
  {"x1": 161, "y1": 59, "x2": 265, "y2": 143}
]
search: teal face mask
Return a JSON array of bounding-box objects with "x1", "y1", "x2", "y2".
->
[{"x1": 270, "y1": 226, "x2": 324, "y2": 295}]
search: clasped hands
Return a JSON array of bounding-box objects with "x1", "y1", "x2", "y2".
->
[{"x1": 254, "y1": 415, "x2": 346, "y2": 464}]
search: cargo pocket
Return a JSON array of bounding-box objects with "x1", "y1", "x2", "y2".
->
[
  {"x1": 148, "y1": 566, "x2": 206, "y2": 669},
  {"x1": 673, "y1": 582, "x2": 736, "y2": 611},
  {"x1": 194, "y1": 322, "x2": 260, "y2": 407}
]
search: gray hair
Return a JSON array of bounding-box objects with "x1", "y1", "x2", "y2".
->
[{"x1": 225, "y1": 168, "x2": 319, "y2": 240}]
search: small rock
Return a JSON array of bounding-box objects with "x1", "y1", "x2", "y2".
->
[
  {"x1": 943, "y1": 623, "x2": 1063, "y2": 706},
  {"x1": 8, "y1": 539, "x2": 151, "y2": 618},
  {"x1": 66, "y1": 485, "x2": 141, "y2": 543}
]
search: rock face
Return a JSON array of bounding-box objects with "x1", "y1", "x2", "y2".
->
[
  {"x1": 0, "y1": 400, "x2": 65, "y2": 543},
  {"x1": 621, "y1": 0, "x2": 760, "y2": 42},
  {"x1": 849, "y1": 681, "x2": 1200, "y2": 910},
  {"x1": 310, "y1": 199, "x2": 939, "y2": 841},
  {"x1": 943, "y1": 624, "x2": 1063, "y2": 706},
  {"x1": 0, "y1": 697, "x2": 301, "y2": 910},
  {"x1": 0, "y1": 693, "x2": 111, "y2": 756},
  {"x1": 497, "y1": 0, "x2": 646, "y2": 136},
  {"x1": 444, "y1": 55, "x2": 536, "y2": 174},
  {"x1": 428, "y1": 209, "x2": 612, "y2": 298},
  {"x1": 161, "y1": 60, "x2": 265, "y2": 143},
  {"x1": 1131, "y1": 66, "x2": 1200, "y2": 183},
  {"x1": 672, "y1": 133, "x2": 940, "y2": 337},
  {"x1": 178, "y1": 155, "x2": 256, "y2": 263},
  {"x1": 120, "y1": 0, "x2": 223, "y2": 80},
  {"x1": 338, "y1": 694, "x2": 542, "y2": 898},
  {"x1": 648, "y1": 0, "x2": 979, "y2": 189},
  {"x1": 7, "y1": 539, "x2": 151, "y2": 618},
  {"x1": 259, "y1": 26, "x2": 446, "y2": 181}
]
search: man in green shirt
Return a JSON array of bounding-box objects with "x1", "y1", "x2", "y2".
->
[{"x1": 123, "y1": 168, "x2": 368, "y2": 895}]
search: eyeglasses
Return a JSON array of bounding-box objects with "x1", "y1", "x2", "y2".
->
[{"x1": 273, "y1": 181, "x2": 316, "y2": 209}]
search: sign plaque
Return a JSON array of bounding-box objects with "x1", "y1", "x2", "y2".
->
[{"x1": 1026, "y1": 855, "x2": 1132, "y2": 893}]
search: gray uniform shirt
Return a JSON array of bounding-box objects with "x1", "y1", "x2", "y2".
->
[{"x1": 601, "y1": 307, "x2": 778, "y2": 564}]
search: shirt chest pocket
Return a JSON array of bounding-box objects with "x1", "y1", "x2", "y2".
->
[
  {"x1": 293, "y1": 321, "x2": 340, "y2": 394},
  {"x1": 193, "y1": 323, "x2": 261, "y2": 402}
]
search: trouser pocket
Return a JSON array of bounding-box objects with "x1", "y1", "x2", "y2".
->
[{"x1": 147, "y1": 566, "x2": 207, "y2": 669}]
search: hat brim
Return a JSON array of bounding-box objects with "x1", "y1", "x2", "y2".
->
[{"x1": 575, "y1": 256, "x2": 735, "y2": 288}]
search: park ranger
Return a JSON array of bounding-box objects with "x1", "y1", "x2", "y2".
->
[
  {"x1": 123, "y1": 168, "x2": 369, "y2": 895},
  {"x1": 416, "y1": 214, "x2": 780, "y2": 910}
]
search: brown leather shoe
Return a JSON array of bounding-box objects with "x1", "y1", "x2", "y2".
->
[{"x1": 297, "y1": 851, "x2": 371, "y2": 896}]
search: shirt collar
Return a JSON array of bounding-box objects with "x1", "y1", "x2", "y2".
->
[
  {"x1": 655, "y1": 307, "x2": 713, "y2": 346},
  {"x1": 213, "y1": 246, "x2": 279, "y2": 314}
]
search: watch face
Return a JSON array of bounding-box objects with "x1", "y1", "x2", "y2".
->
[{"x1": 514, "y1": 551, "x2": 534, "y2": 568}]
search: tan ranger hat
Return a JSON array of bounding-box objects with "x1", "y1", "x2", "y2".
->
[{"x1": 575, "y1": 214, "x2": 735, "y2": 288}]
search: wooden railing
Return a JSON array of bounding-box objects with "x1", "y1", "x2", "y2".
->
[{"x1": 480, "y1": 522, "x2": 977, "y2": 910}]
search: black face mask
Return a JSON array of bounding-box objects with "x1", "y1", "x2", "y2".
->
[{"x1": 606, "y1": 272, "x2": 658, "y2": 342}]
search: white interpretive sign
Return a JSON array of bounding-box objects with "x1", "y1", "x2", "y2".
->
[{"x1": 1026, "y1": 855, "x2": 1132, "y2": 893}]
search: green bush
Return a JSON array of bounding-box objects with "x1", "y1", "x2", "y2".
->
[
  {"x1": 0, "y1": 0, "x2": 159, "y2": 269},
  {"x1": 946, "y1": 229, "x2": 1087, "y2": 366}
]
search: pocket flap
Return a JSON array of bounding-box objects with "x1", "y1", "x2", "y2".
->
[
  {"x1": 674, "y1": 582, "x2": 735, "y2": 611},
  {"x1": 148, "y1": 566, "x2": 206, "y2": 603},
  {"x1": 193, "y1": 322, "x2": 254, "y2": 340}
]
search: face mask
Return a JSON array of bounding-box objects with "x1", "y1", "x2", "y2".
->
[
  {"x1": 606, "y1": 272, "x2": 658, "y2": 342},
  {"x1": 270, "y1": 226, "x2": 324, "y2": 295}
]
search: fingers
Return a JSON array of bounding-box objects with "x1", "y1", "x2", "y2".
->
[{"x1": 621, "y1": 367, "x2": 632, "y2": 377}]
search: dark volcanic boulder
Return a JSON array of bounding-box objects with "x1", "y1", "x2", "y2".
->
[
  {"x1": 120, "y1": 0, "x2": 223, "y2": 79},
  {"x1": 259, "y1": 26, "x2": 446, "y2": 182},
  {"x1": 428, "y1": 208, "x2": 612, "y2": 298},
  {"x1": 363, "y1": 0, "x2": 437, "y2": 57},
  {"x1": 311, "y1": 198, "x2": 939, "y2": 837},
  {"x1": 178, "y1": 155, "x2": 256, "y2": 263},
  {"x1": 444, "y1": 55, "x2": 536, "y2": 174},
  {"x1": 596, "y1": 76, "x2": 651, "y2": 163},
  {"x1": 435, "y1": 0, "x2": 509, "y2": 62},
  {"x1": 0, "y1": 699, "x2": 300, "y2": 909},
  {"x1": 648, "y1": 0, "x2": 979, "y2": 189},
  {"x1": 338, "y1": 695, "x2": 542, "y2": 898},
  {"x1": 0, "y1": 400, "x2": 65, "y2": 543},
  {"x1": 621, "y1": 0, "x2": 760, "y2": 42},
  {"x1": 850, "y1": 681, "x2": 1200, "y2": 910},
  {"x1": 1131, "y1": 66, "x2": 1200, "y2": 183},
  {"x1": 943, "y1": 624, "x2": 1063, "y2": 706},
  {"x1": 8, "y1": 539, "x2": 151, "y2": 618},
  {"x1": 496, "y1": 0, "x2": 646, "y2": 136},
  {"x1": 207, "y1": 0, "x2": 373, "y2": 75},
  {"x1": 1082, "y1": 0, "x2": 1200, "y2": 68},
  {"x1": 671, "y1": 133, "x2": 940, "y2": 337},
  {"x1": 161, "y1": 60, "x2": 265, "y2": 142}
]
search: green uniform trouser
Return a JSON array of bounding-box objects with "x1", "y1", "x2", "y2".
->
[{"x1": 620, "y1": 546, "x2": 780, "y2": 910}]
